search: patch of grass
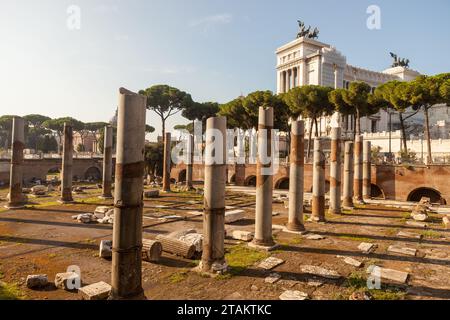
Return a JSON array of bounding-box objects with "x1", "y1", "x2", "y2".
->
[
  {"x1": 343, "y1": 272, "x2": 406, "y2": 300},
  {"x1": 338, "y1": 235, "x2": 373, "y2": 242},
  {"x1": 0, "y1": 282, "x2": 24, "y2": 300},
  {"x1": 26, "y1": 201, "x2": 60, "y2": 209},
  {"x1": 341, "y1": 209, "x2": 353, "y2": 215},
  {"x1": 168, "y1": 271, "x2": 188, "y2": 284},
  {"x1": 224, "y1": 245, "x2": 269, "y2": 277},
  {"x1": 278, "y1": 237, "x2": 302, "y2": 247},
  {"x1": 371, "y1": 289, "x2": 406, "y2": 300},
  {"x1": 48, "y1": 253, "x2": 57, "y2": 259},
  {"x1": 421, "y1": 230, "x2": 442, "y2": 239}
]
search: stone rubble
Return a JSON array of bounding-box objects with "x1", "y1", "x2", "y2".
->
[
  {"x1": 300, "y1": 265, "x2": 341, "y2": 279},
  {"x1": 337, "y1": 255, "x2": 363, "y2": 268},
  {"x1": 443, "y1": 215, "x2": 450, "y2": 229},
  {"x1": 264, "y1": 273, "x2": 282, "y2": 284},
  {"x1": 358, "y1": 242, "x2": 377, "y2": 254},
  {"x1": 304, "y1": 234, "x2": 326, "y2": 240},
  {"x1": 231, "y1": 230, "x2": 254, "y2": 242},
  {"x1": 387, "y1": 245, "x2": 418, "y2": 257},
  {"x1": 258, "y1": 257, "x2": 285, "y2": 270},
  {"x1": 224, "y1": 210, "x2": 246, "y2": 224},
  {"x1": 26, "y1": 274, "x2": 48, "y2": 289},
  {"x1": 54, "y1": 272, "x2": 81, "y2": 291},
  {"x1": 99, "y1": 240, "x2": 113, "y2": 259},
  {"x1": 144, "y1": 190, "x2": 160, "y2": 198},
  {"x1": 78, "y1": 281, "x2": 111, "y2": 300},
  {"x1": 366, "y1": 265, "x2": 409, "y2": 284},
  {"x1": 406, "y1": 221, "x2": 428, "y2": 228},
  {"x1": 279, "y1": 290, "x2": 309, "y2": 300},
  {"x1": 397, "y1": 231, "x2": 423, "y2": 239}
]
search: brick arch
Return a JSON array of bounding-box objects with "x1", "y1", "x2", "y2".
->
[
  {"x1": 274, "y1": 177, "x2": 289, "y2": 190},
  {"x1": 244, "y1": 175, "x2": 257, "y2": 187},
  {"x1": 407, "y1": 187, "x2": 446, "y2": 205}
]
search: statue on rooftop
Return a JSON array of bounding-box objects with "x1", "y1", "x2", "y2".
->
[
  {"x1": 390, "y1": 52, "x2": 410, "y2": 68},
  {"x1": 297, "y1": 20, "x2": 320, "y2": 40}
]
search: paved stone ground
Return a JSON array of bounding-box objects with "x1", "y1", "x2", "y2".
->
[{"x1": 0, "y1": 184, "x2": 449, "y2": 300}]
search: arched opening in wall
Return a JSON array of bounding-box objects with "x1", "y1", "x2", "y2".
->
[
  {"x1": 275, "y1": 177, "x2": 290, "y2": 190},
  {"x1": 46, "y1": 167, "x2": 60, "y2": 182},
  {"x1": 84, "y1": 167, "x2": 102, "y2": 181},
  {"x1": 371, "y1": 184, "x2": 385, "y2": 199},
  {"x1": 407, "y1": 187, "x2": 447, "y2": 205},
  {"x1": 245, "y1": 175, "x2": 257, "y2": 187},
  {"x1": 178, "y1": 170, "x2": 187, "y2": 183},
  {"x1": 170, "y1": 178, "x2": 176, "y2": 184},
  {"x1": 230, "y1": 174, "x2": 236, "y2": 184}
]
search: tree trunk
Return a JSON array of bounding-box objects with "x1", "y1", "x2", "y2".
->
[
  {"x1": 355, "y1": 109, "x2": 361, "y2": 136},
  {"x1": 314, "y1": 118, "x2": 319, "y2": 137},
  {"x1": 161, "y1": 117, "x2": 166, "y2": 141},
  {"x1": 306, "y1": 119, "x2": 314, "y2": 160},
  {"x1": 399, "y1": 113, "x2": 408, "y2": 154},
  {"x1": 424, "y1": 106, "x2": 433, "y2": 164}
]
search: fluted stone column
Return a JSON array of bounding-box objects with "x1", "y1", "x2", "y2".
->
[
  {"x1": 353, "y1": 135, "x2": 364, "y2": 203},
  {"x1": 287, "y1": 120, "x2": 305, "y2": 232},
  {"x1": 185, "y1": 134, "x2": 194, "y2": 190},
  {"x1": 311, "y1": 138, "x2": 326, "y2": 222},
  {"x1": 110, "y1": 88, "x2": 146, "y2": 300},
  {"x1": 363, "y1": 141, "x2": 372, "y2": 201},
  {"x1": 162, "y1": 132, "x2": 171, "y2": 192},
  {"x1": 101, "y1": 126, "x2": 113, "y2": 199},
  {"x1": 251, "y1": 107, "x2": 276, "y2": 249},
  {"x1": 60, "y1": 123, "x2": 74, "y2": 203},
  {"x1": 6, "y1": 117, "x2": 25, "y2": 209},
  {"x1": 329, "y1": 128, "x2": 342, "y2": 214},
  {"x1": 343, "y1": 141, "x2": 354, "y2": 208},
  {"x1": 200, "y1": 117, "x2": 227, "y2": 274}
]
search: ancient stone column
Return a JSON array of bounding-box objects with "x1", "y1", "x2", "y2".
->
[
  {"x1": 101, "y1": 126, "x2": 113, "y2": 199},
  {"x1": 6, "y1": 117, "x2": 25, "y2": 209},
  {"x1": 162, "y1": 132, "x2": 171, "y2": 192},
  {"x1": 343, "y1": 141, "x2": 354, "y2": 208},
  {"x1": 251, "y1": 107, "x2": 276, "y2": 249},
  {"x1": 363, "y1": 140, "x2": 372, "y2": 201},
  {"x1": 200, "y1": 116, "x2": 227, "y2": 274},
  {"x1": 329, "y1": 127, "x2": 342, "y2": 214},
  {"x1": 110, "y1": 88, "x2": 146, "y2": 300},
  {"x1": 311, "y1": 138, "x2": 326, "y2": 222},
  {"x1": 60, "y1": 123, "x2": 74, "y2": 203},
  {"x1": 185, "y1": 134, "x2": 194, "y2": 190},
  {"x1": 287, "y1": 120, "x2": 305, "y2": 232},
  {"x1": 353, "y1": 135, "x2": 364, "y2": 203}
]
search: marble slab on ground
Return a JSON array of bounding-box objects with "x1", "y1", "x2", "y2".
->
[
  {"x1": 225, "y1": 210, "x2": 246, "y2": 224},
  {"x1": 367, "y1": 265, "x2": 409, "y2": 284},
  {"x1": 279, "y1": 290, "x2": 309, "y2": 300},
  {"x1": 265, "y1": 273, "x2": 282, "y2": 284},
  {"x1": 337, "y1": 255, "x2": 363, "y2": 268},
  {"x1": 358, "y1": 242, "x2": 377, "y2": 254},
  {"x1": 388, "y1": 245, "x2": 418, "y2": 257},
  {"x1": 300, "y1": 265, "x2": 341, "y2": 279},
  {"x1": 258, "y1": 257, "x2": 285, "y2": 270},
  {"x1": 397, "y1": 231, "x2": 423, "y2": 239},
  {"x1": 406, "y1": 221, "x2": 428, "y2": 228}
]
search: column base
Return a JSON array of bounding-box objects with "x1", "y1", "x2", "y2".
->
[
  {"x1": 342, "y1": 199, "x2": 354, "y2": 208},
  {"x1": 58, "y1": 199, "x2": 74, "y2": 205},
  {"x1": 108, "y1": 288, "x2": 147, "y2": 300},
  {"x1": 248, "y1": 241, "x2": 279, "y2": 252},
  {"x1": 193, "y1": 261, "x2": 229, "y2": 277},
  {"x1": 353, "y1": 199, "x2": 366, "y2": 205},
  {"x1": 5, "y1": 203, "x2": 26, "y2": 210},
  {"x1": 310, "y1": 215, "x2": 327, "y2": 223},
  {"x1": 286, "y1": 222, "x2": 306, "y2": 233},
  {"x1": 328, "y1": 208, "x2": 342, "y2": 215}
]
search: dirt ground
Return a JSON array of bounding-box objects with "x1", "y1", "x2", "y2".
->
[{"x1": 0, "y1": 184, "x2": 449, "y2": 300}]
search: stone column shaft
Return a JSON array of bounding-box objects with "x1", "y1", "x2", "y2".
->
[
  {"x1": 353, "y1": 135, "x2": 364, "y2": 203},
  {"x1": 252, "y1": 107, "x2": 275, "y2": 248},
  {"x1": 60, "y1": 123, "x2": 74, "y2": 203},
  {"x1": 110, "y1": 88, "x2": 146, "y2": 300},
  {"x1": 287, "y1": 120, "x2": 305, "y2": 231},
  {"x1": 363, "y1": 141, "x2": 372, "y2": 200},
  {"x1": 7, "y1": 117, "x2": 25, "y2": 209},
  {"x1": 201, "y1": 117, "x2": 227, "y2": 273},
  {"x1": 329, "y1": 128, "x2": 342, "y2": 214},
  {"x1": 101, "y1": 126, "x2": 113, "y2": 199},
  {"x1": 186, "y1": 134, "x2": 194, "y2": 189},
  {"x1": 343, "y1": 142, "x2": 354, "y2": 208},
  {"x1": 311, "y1": 138, "x2": 326, "y2": 222},
  {"x1": 162, "y1": 132, "x2": 171, "y2": 192}
]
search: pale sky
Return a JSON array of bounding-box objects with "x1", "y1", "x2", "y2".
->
[{"x1": 1, "y1": 0, "x2": 450, "y2": 140}]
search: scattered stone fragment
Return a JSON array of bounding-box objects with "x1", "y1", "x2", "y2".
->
[
  {"x1": 250, "y1": 285, "x2": 259, "y2": 291},
  {"x1": 258, "y1": 257, "x2": 285, "y2": 270},
  {"x1": 279, "y1": 290, "x2": 308, "y2": 300},
  {"x1": 420, "y1": 197, "x2": 431, "y2": 205},
  {"x1": 26, "y1": 274, "x2": 48, "y2": 289},
  {"x1": 75, "y1": 213, "x2": 97, "y2": 224},
  {"x1": 265, "y1": 273, "x2": 281, "y2": 284},
  {"x1": 179, "y1": 233, "x2": 203, "y2": 252},
  {"x1": 94, "y1": 206, "x2": 111, "y2": 219},
  {"x1": 406, "y1": 221, "x2": 428, "y2": 228},
  {"x1": 272, "y1": 212, "x2": 280, "y2": 217},
  {"x1": 98, "y1": 216, "x2": 114, "y2": 224},
  {"x1": 144, "y1": 190, "x2": 159, "y2": 198},
  {"x1": 443, "y1": 215, "x2": 450, "y2": 229},
  {"x1": 231, "y1": 230, "x2": 253, "y2": 242},
  {"x1": 307, "y1": 279, "x2": 324, "y2": 287},
  {"x1": 388, "y1": 245, "x2": 417, "y2": 257},
  {"x1": 304, "y1": 234, "x2": 326, "y2": 240},
  {"x1": 224, "y1": 292, "x2": 244, "y2": 300},
  {"x1": 337, "y1": 256, "x2": 363, "y2": 268},
  {"x1": 358, "y1": 242, "x2": 377, "y2": 254},
  {"x1": 397, "y1": 231, "x2": 423, "y2": 240},
  {"x1": 78, "y1": 281, "x2": 111, "y2": 300},
  {"x1": 99, "y1": 240, "x2": 112, "y2": 259},
  {"x1": 367, "y1": 265, "x2": 409, "y2": 284},
  {"x1": 300, "y1": 265, "x2": 341, "y2": 279},
  {"x1": 54, "y1": 272, "x2": 81, "y2": 291},
  {"x1": 225, "y1": 210, "x2": 246, "y2": 224},
  {"x1": 349, "y1": 292, "x2": 372, "y2": 300},
  {"x1": 31, "y1": 185, "x2": 47, "y2": 196}
]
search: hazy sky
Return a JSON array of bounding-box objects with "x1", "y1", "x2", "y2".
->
[{"x1": 1, "y1": 0, "x2": 449, "y2": 140}]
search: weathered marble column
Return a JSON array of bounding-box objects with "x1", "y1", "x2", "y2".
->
[
  {"x1": 329, "y1": 128, "x2": 342, "y2": 214},
  {"x1": 353, "y1": 135, "x2": 364, "y2": 203},
  {"x1": 287, "y1": 120, "x2": 305, "y2": 232},
  {"x1": 343, "y1": 141, "x2": 354, "y2": 208},
  {"x1": 6, "y1": 117, "x2": 25, "y2": 209},
  {"x1": 200, "y1": 116, "x2": 227, "y2": 274},
  {"x1": 251, "y1": 107, "x2": 276, "y2": 249},
  {"x1": 162, "y1": 132, "x2": 171, "y2": 192},
  {"x1": 60, "y1": 123, "x2": 74, "y2": 203},
  {"x1": 185, "y1": 134, "x2": 194, "y2": 190},
  {"x1": 110, "y1": 88, "x2": 146, "y2": 300},
  {"x1": 101, "y1": 126, "x2": 113, "y2": 199},
  {"x1": 363, "y1": 140, "x2": 372, "y2": 201},
  {"x1": 311, "y1": 138, "x2": 326, "y2": 222}
]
